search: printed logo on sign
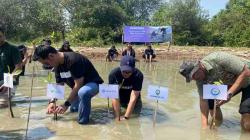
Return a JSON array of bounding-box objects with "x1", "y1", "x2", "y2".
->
[
  {"x1": 99, "y1": 84, "x2": 119, "y2": 99},
  {"x1": 211, "y1": 88, "x2": 220, "y2": 96},
  {"x1": 50, "y1": 89, "x2": 56, "y2": 94},
  {"x1": 147, "y1": 85, "x2": 168, "y2": 102},
  {"x1": 155, "y1": 89, "x2": 160, "y2": 95},
  {"x1": 203, "y1": 84, "x2": 227, "y2": 100}
]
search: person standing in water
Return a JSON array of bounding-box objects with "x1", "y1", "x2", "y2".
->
[{"x1": 179, "y1": 52, "x2": 250, "y2": 131}]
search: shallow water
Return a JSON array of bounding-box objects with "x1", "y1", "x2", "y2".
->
[{"x1": 0, "y1": 60, "x2": 250, "y2": 140}]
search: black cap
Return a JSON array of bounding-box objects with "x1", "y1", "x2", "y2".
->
[
  {"x1": 179, "y1": 61, "x2": 199, "y2": 82},
  {"x1": 120, "y1": 56, "x2": 135, "y2": 72}
]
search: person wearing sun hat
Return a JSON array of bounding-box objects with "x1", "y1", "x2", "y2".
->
[
  {"x1": 108, "y1": 56, "x2": 144, "y2": 121},
  {"x1": 179, "y1": 51, "x2": 250, "y2": 131}
]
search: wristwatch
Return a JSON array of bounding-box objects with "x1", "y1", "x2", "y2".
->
[{"x1": 64, "y1": 101, "x2": 71, "y2": 107}]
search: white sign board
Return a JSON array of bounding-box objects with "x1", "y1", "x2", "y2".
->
[
  {"x1": 203, "y1": 84, "x2": 228, "y2": 100},
  {"x1": 147, "y1": 85, "x2": 168, "y2": 101},
  {"x1": 3, "y1": 73, "x2": 13, "y2": 88},
  {"x1": 47, "y1": 84, "x2": 65, "y2": 99},
  {"x1": 99, "y1": 84, "x2": 119, "y2": 99}
]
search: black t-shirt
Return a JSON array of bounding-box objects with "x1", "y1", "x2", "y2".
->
[
  {"x1": 144, "y1": 48, "x2": 154, "y2": 55},
  {"x1": 122, "y1": 49, "x2": 136, "y2": 58},
  {"x1": 55, "y1": 52, "x2": 103, "y2": 88},
  {"x1": 108, "y1": 48, "x2": 118, "y2": 56},
  {"x1": 58, "y1": 47, "x2": 74, "y2": 52},
  {"x1": 109, "y1": 67, "x2": 143, "y2": 105},
  {"x1": 0, "y1": 42, "x2": 21, "y2": 81}
]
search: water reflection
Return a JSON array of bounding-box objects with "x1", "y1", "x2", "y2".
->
[
  {"x1": 0, "y1": 60, "x2": 247, "y2": 139},
  {"x1": 0, "y1": 129, "x2": 25, "y2": 140}
]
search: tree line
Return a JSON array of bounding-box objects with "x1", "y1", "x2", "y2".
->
[{"x1": 0, "y1": 0, "x2": 249, "y2": 47}]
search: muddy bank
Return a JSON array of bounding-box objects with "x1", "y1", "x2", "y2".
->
[{"x1": 73, "y1": 45, "x2": 250, "y2": 61}]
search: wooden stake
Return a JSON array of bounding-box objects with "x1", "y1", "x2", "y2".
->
[
  {"x1": 107, "y1": 98, "x2": 110, "y2": 116},
  {"x1": 25, "y1": 61, "x2": 35, "y2": 139},
  {"x1": 210, "y1": 99, "x2": 217, "y2": 129},
  {"x1": 118, "y1": 79, "x2": 124, "y2": 121},
  {"x1": 8, "y1": 88, "x2": 14, "y2": 118},
  {"x1": 153, "y1": 100, "x2": 158, "y2": 127},
  {"x1": 53, "y1": 101, "x2": 57, "y2": 120}
]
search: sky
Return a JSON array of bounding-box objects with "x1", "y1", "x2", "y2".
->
[{"x1": 200, "y1": 0, "x2": 229, "y2": 18}]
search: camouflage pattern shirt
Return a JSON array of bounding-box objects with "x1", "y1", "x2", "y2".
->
[{"x1": 196, "y1": 51, "x2": 250, "y2": 96}]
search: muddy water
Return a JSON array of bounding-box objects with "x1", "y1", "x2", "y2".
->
[{"x1": 0, "y1": 60, "x2": 250, "y2": 140}]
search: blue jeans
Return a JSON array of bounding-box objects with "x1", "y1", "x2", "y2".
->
[{"x1": 70, "y1": 82, "x2": 99, "y2": 124}]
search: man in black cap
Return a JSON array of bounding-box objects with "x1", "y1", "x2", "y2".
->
[
  {"x1": 179, "y1": 52, "x2": 250, "y2": 131},
  {"x1": 109, "y1": 56, "x2": 144, "y2": 121}
]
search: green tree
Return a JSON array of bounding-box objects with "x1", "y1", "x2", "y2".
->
[
  {"x1": 209, "y1": 0, "x2": 250, "y2": 47},
  {"x1": 152, "y1": 0, "x2": 209, "y2": 45},
  {"x1": 0, "y1": 0, "x2": 67, "y2": 42}
]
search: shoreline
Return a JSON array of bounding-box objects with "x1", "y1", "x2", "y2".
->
[{"x1": 73, "y1": 46, "x2": 250, "y2": 61}]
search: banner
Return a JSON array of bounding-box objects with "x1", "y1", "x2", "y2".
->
[{"x1": 123, "y1": 26, "x2": 172, "y2": 43}]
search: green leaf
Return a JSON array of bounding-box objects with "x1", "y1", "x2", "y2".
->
[
  {"x1": 47, "y1": 72, "x2": 53, "y2": 83},
  {"x1": 213, "y1": 80, "x2": 223, "y2": 85},
  {"x1": 7, "y1": 66, "x2": 10, "y2": 73},
  {"x1": 12, "y1": 69, "x2": 23, "y2": 76}
]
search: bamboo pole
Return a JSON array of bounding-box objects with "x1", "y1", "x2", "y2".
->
[
  {"x1": 107, "y1": 98, "x2": 110, "y2": 116},
  {"x1": 25, "y1": 62, "x2": 35, "y2": 139},
  {"x1": 53, "y1": 101, "x2": 57, "y2": 120},
  {"x1": 153, "y1": 100, "x2": 159, "y2": 127},
  {"x1": 8, "y1": 88, "x2": 14, "y2": 118},
  {"x1": 210, "y1": 99, "x2": 217, "y2": 129}
]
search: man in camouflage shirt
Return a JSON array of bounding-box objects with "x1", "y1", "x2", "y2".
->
[{"x1": 179, "y1": 51, "x2": 250, "y2": 132}]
